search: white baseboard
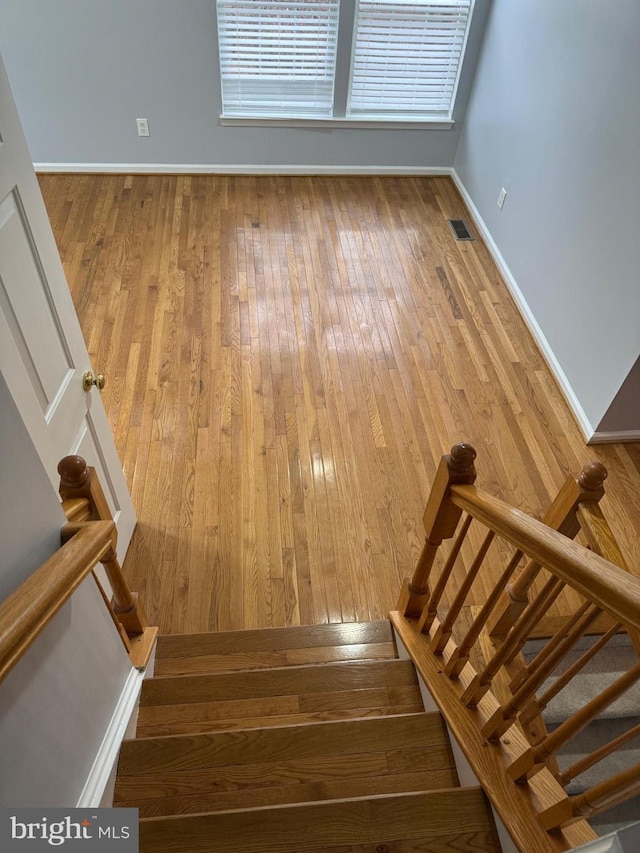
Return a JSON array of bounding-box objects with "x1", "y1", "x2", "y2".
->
[
  {"x1": 76, "y1": 666, "x2": 146, "y2": 808},
  {"x1": 450, "y1": 169, "x2": 596, "y2": 444},
  {"x1": 589, "y1": 429, "x2": 640, "y2": 445},
  {"x1": 34, "y1": 162, "x2": 453, "y2": 176}
]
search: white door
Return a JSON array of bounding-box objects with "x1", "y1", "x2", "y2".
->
[{"x1": 0, "y1": 55, "x2": 136, "y2": 558}]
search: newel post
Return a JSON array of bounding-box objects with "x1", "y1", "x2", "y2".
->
[
  {"x1": 397, "y1": 443, "x2": 477, "y2": 618},
  {"x1": 487, "y1": 460, "x2": 608, "y2": 638},
  {"x1": 58, "y1": 455, "x2": 148, "y2": 638},
  {"x1": 58, "y1": 454, "x2": 113, "y2": 522}
]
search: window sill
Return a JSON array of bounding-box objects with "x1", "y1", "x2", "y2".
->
[{"x1": 219, "y1": 116, "x2": 455, "y2": 130}]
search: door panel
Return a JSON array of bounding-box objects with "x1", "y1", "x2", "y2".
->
[
  {"x1": 0, "y1": 54, "x2": 135, "y2": 558},
  {"x1": 0, "y1": 188, "x2": 74, "y2": 418}
]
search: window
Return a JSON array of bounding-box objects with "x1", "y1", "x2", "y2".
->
[
  {"x1": 216, "y1": 0, "x2": 474, "y2": 125},
  {"x1": 348, "y1": 1, "x2": 473, "y2": 118},
  {"x1": 217, "y1": 1, "x2": 340, "y2": 118}
]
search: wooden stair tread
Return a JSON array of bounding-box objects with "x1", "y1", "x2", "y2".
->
[
  {"x1": 136, "y1": 704, "x2": 426, "y2": 737},
  {"x1": 117, "y1": 622, "x2": 500, "y2": 851},
  {"x1": 120, "y1": 713, "x2": 447, "y2": 777},
  {"x1": 141, "y1": 659, "x2": 418, "y2": 708},
  {"x1": 156, "y1": 622, "x2": 397, "y2": 677},
  {"x1": 154, "y1": 640, "x2": 397, "y2": 676},
  {"x1": 138, "y1": 789, "x2": 501, "y2": 853},
  {"x1": 116, "y1": 769, "x2": 459, "y2": 817},
  {"x1": 115, "y1": 744, "x2": 455, "y2": 803},
  {"x1": 137, "y1": 682, "x2": 423, "y2": 736},
  {"x1": 157, "y1": 621, "x2": 394, "y2": 661}
]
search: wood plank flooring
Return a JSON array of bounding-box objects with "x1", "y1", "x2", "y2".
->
[{"x1": 39, "y1": 174, "x2": 640, "y2": 634}]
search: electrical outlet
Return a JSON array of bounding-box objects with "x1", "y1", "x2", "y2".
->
[
  {"x1": 136, "y1": 118, "x2": 150, "y2": 137},
  {"x1": 497, "y1": 187, "x2": 507, "y2": 209}
]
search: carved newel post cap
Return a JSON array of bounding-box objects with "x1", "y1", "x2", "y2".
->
[
  {"x1": 58, "y1": 455, "x2": 90, "y2": 488},
  {"x1": 578, "y1": 460, "x2": 608, "y2": 492},
  {"x1": 448, "y1": 442, "x2": 477, "y2": 473}
]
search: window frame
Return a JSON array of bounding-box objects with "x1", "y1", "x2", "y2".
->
[{"x1": 216, "y1": 0, "x2": 475, "y2": 129}]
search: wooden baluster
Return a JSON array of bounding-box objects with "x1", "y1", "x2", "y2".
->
[
  {"x1": 482, "y1": 604, "x2": 602, "y2": 741},
  {"x1": 460, "y1": 575, "x2": 565, "y2": 708},
  {"x1": 92, "y1": 570, "x2": 133, "y2": 653},
  {"x1": 539, "y1": 763, "x2": 640, "y2": 831},
  {"x1": 398, "y1": 443, "x2": 477, "y2": 617},
  {"x1": 417, "y1": 514, "x2": 472, "y2": 634},
  {"x1": 559, "y1": 720, "x2": 640, "y2": 787},
  {"x1": 444, "y1": 548, "x2": 524, "y2": 678},
  {"x1": 487, "y1": 558, "x2": 543, "y2": 638},
  {"x1": 508, "y1": 661, "x2": 640, "y2": 783},
  {"x1": 430, "y1": 530, "x2": 495, "y2": 654},
  {"x1": 509, "y1": 600, "x2": 592, "y2": 693},
  {"x1": 58, "y1": 455, "x2": 113, "y2": 522},
  {"x1": 519, "y1": 621, "x2": 622, "y2": 726},
  {"x1": 487, "y1": 461, "x2": 608, "y2": 639},
  {"x1": 62, "y1": 522, "x2": 148, "y2": 637},
  {"x1": 100, "y1": 543, "x2": 148, "y2": 636}
]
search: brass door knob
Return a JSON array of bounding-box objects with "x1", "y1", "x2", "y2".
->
[{"x1": 83, "y1": 371, "x2": 106, "y2": 392}]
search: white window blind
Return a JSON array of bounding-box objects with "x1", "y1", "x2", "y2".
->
[
  {"x1": 217, "y1": 0, "x2": 340, "y2": 118},
  {"x1": 347, "y1": 0, "x2": 473, "y2": 118}
]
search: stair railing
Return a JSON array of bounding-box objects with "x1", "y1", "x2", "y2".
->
[
  {"x1": 58, "y1": 455, "x2": 151, "y2": 649},
  {"x1": 0, "y1": 457, "x2": 156, "y2": 682},
  {"x1": 0, "y1": 520, "x2": 114, "y2": 682},
  {"x1": 393, "y1": 443, "x2": 640, "y2": 850}
]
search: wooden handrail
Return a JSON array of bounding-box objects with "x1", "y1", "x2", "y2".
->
[
  {"x1": 0, "y1": 521, "x2": 114, "y2": 683},
  {"x1": 449, "y1": 484, "x2": 640, "y2": 632}
]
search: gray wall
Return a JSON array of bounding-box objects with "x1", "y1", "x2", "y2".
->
[
  {"x1": 0, "y1": 373, "x2": 132, "y2": 806},
  {"x1": 0, "y1": 373, "x2": 65, "y2": 602},
  {"x1": 454, "y1": 0, "x2": 640, "y2": 433},
  {"x1": 0, "y1": 0, "x2": 488, "y2": 170}
]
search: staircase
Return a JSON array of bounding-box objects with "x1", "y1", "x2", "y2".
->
[
  {"x1": 114, "y1": 620, "x2": 501, "y2": 852},
  {"x1": 8, "y1": 446, "x2": 636, "y2": 851}
]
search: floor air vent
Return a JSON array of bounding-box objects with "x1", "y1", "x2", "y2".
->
[{"x1": 448, "y1": 218, "x2": 474, "y2": 241}]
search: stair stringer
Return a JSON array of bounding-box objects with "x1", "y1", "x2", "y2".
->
[{"x1": 393, "y1": 622, "x2": 518, "y2": 853}]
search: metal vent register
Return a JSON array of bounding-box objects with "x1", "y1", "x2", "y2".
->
[{"x1": 448, "y1": 219, "x2": 474, "y2": 241}]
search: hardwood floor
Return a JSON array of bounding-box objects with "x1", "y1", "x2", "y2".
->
[{"x1": 39, "y1": 174, "x2": 640, "y2": 635}]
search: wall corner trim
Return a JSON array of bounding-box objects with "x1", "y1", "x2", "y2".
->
[
  {"x1": 589, "y1": 430, "x2": 640, "y2": 445},
  {"x1": 450, "y1": 168, "x2": 596, "y2": 444},
  {"x1": 76, "y1": 666, "x2": 145, "y2": 808}
]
